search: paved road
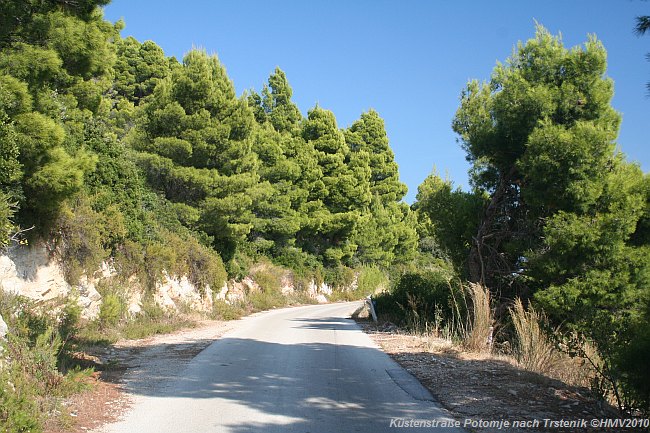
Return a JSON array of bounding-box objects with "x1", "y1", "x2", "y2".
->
[{"x1": 101, "y1": 302, "x2": 465, "y2": 433}]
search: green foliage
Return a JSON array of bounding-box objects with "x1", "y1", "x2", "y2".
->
[
  {"x1": 0, "y1": 87, "x2": 24, "y2": 201},
  {"x1": 248, "y1": 289, "x2": 287, "y2": 311},
  {"x1": 0, "y1": 74, "x2": 32, "y2": 117},
  {"x1": 11, "y1": 112, "x2": 97, "y2": 225},
  {"x1": 121, "y1": 299, "x2": 194, "y2": 340},
  {"x1": 269, "y1": 246, "x2": 323, "y2": 290},
  {"x1": 45, "y1": 10, "x2": 118, "y2": 79},
  {"x1": 449, "y1": 25, "x2": 650, "y2": 412},
  {"x1": 374, "y1": 269, "x2": 462, "y2": 331},
  {"x1": 345, "y1": 110, "x2": 407, "y2": 203},
  {"x1": 453, "y1": 26, "x2": 622, "y2": 293},
  {"x1": 324, "y1": 265, "x2": 355, "y2": 290},
  {"x1": 118, "y1": 40, "x2": 409, "y2": 275},
  {"x1": 616, "y1": 299, "x2": 650, "y2": 413},
  {"x1": 59, "y1": 296, "x2": 82, "y2": 342},
  {"x1": 248, "y1": 67, "x2": 302, "y2": 133},
  {"x1": 0, "y1": 292, "x2": 92, "y2": 433},
  {"x1": 114, "y1": 37, "x2": 171, "y2": 106},
  {"x1": 329, "y1": 266, "x2": 389, "y2": 301},
  {"x1": 248, "y1": 126, "x2": 308, "y2": 254},
  {"x1": 0, "y1": 332, "x2": 53, "y2": 433},
  {"x1": 250, "y1": 263, "x2": 284, "y2": 293},
  {"x1": 131, "y1": 48, "x2": 261, "y2": 266},
  {"x1": 413, "y1": 172, "x2": 485, "y2": 273},
  {"x1": 246, "y1": 262, "x2": 288, "y2": 310},
  {"x1": 99, "y1": 293, "x2": 124, "y2": 326},
  {"x1": 54, "y1": 199, "x2": 109, "y2": 283},
  {"x1": 0, "y1": 192, "x2": 16, "y2": 249},
  {"x1": 356, "y1": 266, "x2": 388, "y2": 296},
  {"x1": 212, "y1": 299, "x2": 246, "y2": 321},
  {"x1": 343, "y1": 110, "x2": 418, "y2": 268},
  {"x1": 0, "y1": 0, "x2": 112, "y2": 51},
  {"x1": 77, "y1": 295, "x2": 196, "y2": 344}
]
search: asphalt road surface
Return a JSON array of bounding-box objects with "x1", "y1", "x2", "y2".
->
[{"x1": 100, "y1": 302, "x2": 465, "y2": 433}]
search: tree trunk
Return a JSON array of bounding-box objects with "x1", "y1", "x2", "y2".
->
[{"x1": 468, "y1": 171, "x2": 513, "y2": 285}]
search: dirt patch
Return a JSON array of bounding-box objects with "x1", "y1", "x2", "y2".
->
[
  {"x1": 46, "y1": 374, "x2": 128, "y2": 433},
  {"x1": 45, "y1": 319, "x2": 237, "y2": 433},
  {"x1": 359, "y1": 321, "x2": 640, "y2": 433}
]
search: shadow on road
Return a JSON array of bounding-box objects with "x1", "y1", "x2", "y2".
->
[
  {"x1": 289, "y1": 316, "x2": 359, "y2": 331},
  {"x1": 105, "y1": 311, "x2": 458, "y2": 433}
]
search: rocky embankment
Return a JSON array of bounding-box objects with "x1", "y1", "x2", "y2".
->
[{"x1": 0, "y1": 243, "x2": 334, "y2": 320}]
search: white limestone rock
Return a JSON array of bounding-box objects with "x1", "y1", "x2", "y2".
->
[{"x1": 0, "y1": 314, "x2": 7, "y2": 340}]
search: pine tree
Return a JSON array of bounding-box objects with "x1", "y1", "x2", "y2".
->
[
  {"x1": 453, "y1": 26, "x2": 649, "y2": 409},
  {"x1": 453, "y1": 26, "x2": 623, "y2": 293},
  {"x1": 263, "y1": 67, "x2": 302, "y2": 133},
  {"x1": 344, "y1": 110, "x2": 417, "y2": 268},
  {"x1": 113, "y1": 37, "x2": 171, "y2": 106},
  {"x1": 345, "y1": 110, "x2": 406, "y2": 203},
  {"x1": 132, "y1": 49, "x2": 259, "y2": 263},
  {"x1": 0, "y1": 3, "x2": 118, "y2": 228},
  {"x1": 299, "y1": 107, "x2": 362, "y2": 265}
]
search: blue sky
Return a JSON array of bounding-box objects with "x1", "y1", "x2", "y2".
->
[{"x1": 103, "y1": 0, "x2": 649, "y2": 203}]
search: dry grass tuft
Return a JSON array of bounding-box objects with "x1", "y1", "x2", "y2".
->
[
  {"x1": 509, "y1": 298, "x2": 597, "y2": 389},
  {"x1": 461, "y1": 283, "x2": 494, "y2": 353},
  {"x1": 510, "y1": 298, "x2": 560, "y2": 374}
]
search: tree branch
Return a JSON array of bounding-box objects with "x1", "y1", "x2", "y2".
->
[{"x1": 635, "y1": 16, "x2": 650, "y2": 36}]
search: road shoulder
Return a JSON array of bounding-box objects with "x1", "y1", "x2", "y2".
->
[
  {"x1": 358, "y1": 320, "x2": 630, "y2": 433},
  {"x1": 46, "y1": 319, "x2": 238, "y2": 433}
]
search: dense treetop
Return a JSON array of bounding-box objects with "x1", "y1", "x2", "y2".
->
[
  {"x1": 0, "y1": 0, "x2": 417, "y2": 278},
  {"x1": 428, "y1": 26, "x2": 649, "y2": 412}
]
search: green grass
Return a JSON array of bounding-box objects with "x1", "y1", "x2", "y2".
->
[
  {"x1": 212, "y1": 299, "x2": 248, "y2": 320},
  {"x1": 76, "y1": 299, "x2": 196, "y2": 346}
]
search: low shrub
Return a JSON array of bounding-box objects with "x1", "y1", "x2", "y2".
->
[
  {"x1": 54, "y1": 200, "x2": 109, "y2": 284},
  {"x1": 0, "y1": 293, "x2": 92, "y2": 433},
  {"x1": 356, "y1": 266, "x2": 388, "y2": 297},
  {"x1": 286, "y1": 290, "x2": 319, "y2": 305},
  {"x1": 374, "y1": 270, "x2": 461, "y2": 332},
  {"x1": 271, "y1": 246, "x2": 323, "y2": 287},
  {"x1": 617, "y1": 322, "x2": 650, "y2": 414},
  {"x1": 99, "y1": 293, "x2": 124, "y2": 326},
  {"x1": 59, "y1": 296, "x2": 82, "y2": 343},
  {"x1": 327, "y1": 290, "x2": 355, "y2": 302},
  {"x1": 113, "y1": 239, "x2": 146, "y2": 278},
  {"x1": 121, "y1": 298, "x2": 194, "y2": 340},
  {"x1": 327, "y1": 266, "x2": 388, "y2": 302},
  {"x1": 113, "y1": 228, "x2": 228, "y2": 298},
  {"x1": 250, "y1": 262, "x2": 285, "y2": 294},
  {"x1": 212, "y1": 299, "x2": 247, "y2": 320},
  {"x1": 0, "y1": 192, "x2": 15, "y2": 250},
  {"x1": 248, "y1": 289, "x2": 287, "y2": 311},
  {"x1": 77, "y1": 296, "x2": 194, "y2": 344},
  {"x1": 95, "y1": 280, "x2": 128, "y2": 327},
  {"x1": 324, "y1": 265, "x2": 355, "y2": 290}
]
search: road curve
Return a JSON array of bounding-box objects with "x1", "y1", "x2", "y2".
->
[{"x1": 100, "y1": 302, "x2": 465, "y2": 433}]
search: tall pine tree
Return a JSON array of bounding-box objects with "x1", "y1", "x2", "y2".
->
[{"x1": 131, "y1": 49, "x2": 259, "y2": 263}]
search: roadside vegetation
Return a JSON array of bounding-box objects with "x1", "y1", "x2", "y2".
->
[
  {"x1": 374, "y1": 26, "x2": 650, "y2": 417},
  {"x1": 0, "y1": 292, "x2": 92, "y2": 432},
  {"x1": 0, "y1": 1, "x2": 648, "y2": 430}
]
